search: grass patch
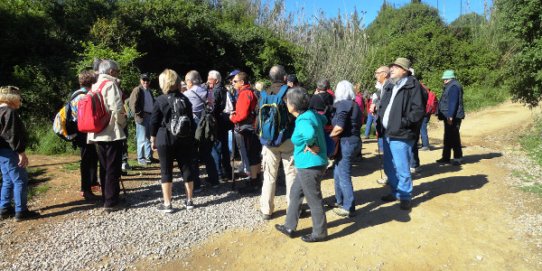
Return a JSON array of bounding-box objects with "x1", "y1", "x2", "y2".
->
[
  {"x1": 463, "y1": 86, "x2": 509, "y2": 112},
  {"x1": 27, "y1": 167, "x2": 51, "y2": 200},
  {"x1": 520, "y1": 184, "x2": 542, "y2": 196},
  {"x1": 62, "y1": 161, "x2": 80, "y2": 171}
]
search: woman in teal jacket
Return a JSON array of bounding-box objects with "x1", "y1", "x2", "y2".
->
[{"x1": 275, "y1": 87, "x2": 328, "y2": 243}]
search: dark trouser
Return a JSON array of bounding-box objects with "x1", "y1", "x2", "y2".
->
[
  {"x1": 96, "y1": 140, "x2": 123, "y2": 207},
  {"x1": 211, "y1": 128, "x2": 232, "y2": 178},
  {"x1": 442, "y1": 119, "x2": 463, "y2": 160},
  {"x1": 80, "y1": 141, "x2": 98, "y2": 192},
  {"x1": 285, "y1": 166, "x2": 327, "y2": 238},
  {"x1": 410, "y1": 138, "x2": 420, "y2": 169},
  {"x1": 122, "y1": 126, "x2": 129, "y2": 164},
  {"x1": 195, "y1": 141, "x2": 219, "y2": 188},
  {"x1": 157, "y1": 140, "x2": 195, "y2": 183}
]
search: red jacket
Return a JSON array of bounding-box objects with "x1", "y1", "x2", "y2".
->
[{"x1": 230, "y1": 84, "x2": 257, "y2": 124}]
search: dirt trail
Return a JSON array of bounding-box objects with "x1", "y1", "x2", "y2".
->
[{"x1": 155, "y1": 101, "x2": 542, "y2": 271}]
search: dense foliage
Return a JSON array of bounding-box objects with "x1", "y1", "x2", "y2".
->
[
  {"x1": 494, "y1": 0, "x2": 542, "y2": 106},
  {"x1": 0, "y1": 0, "x2": 533, "y2": 152}
]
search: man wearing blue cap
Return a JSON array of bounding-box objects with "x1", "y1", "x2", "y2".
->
[{"x1": 436, "y1": 70, "x2": 464, "y2": 166}]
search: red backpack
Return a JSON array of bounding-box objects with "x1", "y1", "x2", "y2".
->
[
  {"x1": 425, "y1": 88, "x2": 439, "y2": 115},
  {"x1": 77, "y1": 80, "x2": 111, "y2": 133}
]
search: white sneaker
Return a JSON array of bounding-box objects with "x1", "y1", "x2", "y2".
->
[
  {"x1": 376, "y1": 177, "x2": 388, "y2": 185},
  {"x1": 185, "y1": 200, "x2": 194, "y2": 210}
]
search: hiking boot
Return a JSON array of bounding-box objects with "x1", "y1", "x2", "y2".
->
[
  {"x1": 301, "y1": 234, "x2": 327, "y2": 243},
  {"x1": 121, "y1": 162, "x2": 131, "y2": 171},
  {"x1": 261, "y1": 212, "x2": 272, "y2": 220},
  {"x1": 81, "y1": 190, "x2": 100, "y2": 201},
  {"x1": 451, "y1": 158, "x2": 462, "y2": 166},
  {"x1": 0, "y1": 207, "x2": 15, "y2": 220},
  {"x1": 185, "y1": 200, "x2": 194, "y2": 210},
  {"x1": 137, "y1": 159, "x2": 148, "y2": 166},
  {"x1": 376, "y1": 177, "x2": 388, "y2": 185},
  {"x1": 400, "y1": 200, "x2": 412, "y2": 211},
  {"x1": 157, "y1": 203, "x2": 173, "y2": 213},
  {"x1": 333, "y1": 207, "x2": 354, "y2": 217},
  {"x1": 419, "y1": 146, "x2": 430, "y2": 151},
  {"x1": 436, "y1": 158, "x2": 451, "y2": 164},
  {"x1": 15, "y1": 210, "x2": 40, "y2": 222},
  {"x1": 381, "y1": 194, "x2": 397, "y2": 202},
  {"x1": 146, "y1": 157, "x2": 159, "y2": 164},
  {"x1": 275, "y1": 224, "x2": 294, "y2": 238}
]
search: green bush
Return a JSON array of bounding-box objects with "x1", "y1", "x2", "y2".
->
[
  {"x1": 463, "y1": 86, "x2": 509, "y2": 112},
  {"x1": 27, "y1": 125, "x2": 77, "y2": 155}
]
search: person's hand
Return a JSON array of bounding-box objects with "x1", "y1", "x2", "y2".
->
[
  {"x1": 18, "y1": 152, "x2": 28, "y2": 168},
  {"x1": 447, "y1": 117, "x2": 453, "y2": 125},
  {"x1": 304, "y1": 144, "x2": 320, "y2": 155}
]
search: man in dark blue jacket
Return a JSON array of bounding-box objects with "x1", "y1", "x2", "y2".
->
[
  {"x1": 376, "y1": 58, "x2": 425, "y2": 211},
  {"x1": 436, "y1": 70, "x2": 465, "y2": 166}
]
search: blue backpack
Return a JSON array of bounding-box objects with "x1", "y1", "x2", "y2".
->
[{"x1": 258, "y1": 85, "x2": 290, "y2": 147}]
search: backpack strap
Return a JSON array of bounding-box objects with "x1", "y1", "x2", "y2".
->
[{"x1": 277, "y1": 85, "x2": 289, "y2": 100}]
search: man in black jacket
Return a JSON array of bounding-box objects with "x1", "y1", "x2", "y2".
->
[
  {"x1": 376, "y1": 58, "x2": 425, "y2": 211},
  {"x1": 208, "y1": 70, "x2": 233, "y2": 182}
]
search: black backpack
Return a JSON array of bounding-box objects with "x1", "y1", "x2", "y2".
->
[
  {"x1": 192, "y1": 90, "x2": 217, "y2": 142},
  {"x1": 166, "y1": 94, "x2": 192, "y2": 138}
]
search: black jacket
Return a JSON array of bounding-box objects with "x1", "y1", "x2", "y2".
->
[
  {"x1": 0, "y1": 106, "x2": 27, "y2": 153},
  {"x1": 211, "y1": 83, "x2": 233, "y2": 131},
  {"x1": 438, "y1": 79, "x2": 465, "y2": 120},
  {"x1": 150, "y1": 92, "x2": 195, "y2": 147},
  {"x1": 376, "y1": 76, "x2": 425, "y2": 140}
]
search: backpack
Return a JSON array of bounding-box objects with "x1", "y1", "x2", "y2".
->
[
  {"x1": 52, "y1": 89, "x2": 86, "y2": 141},
  {"x1": 193, "y1": 90, "x2": 217, "y2": 142},
  {"x1": 422, "y1": 83, "x2": 438, "y2": 115},
  {"x1": 77, "y1": 80, "x2": 111, "y2": 133},
  {"x1": 258, "y1": 85, "x2": 289, "y2": 147},
  {"x1": 165, "y1": 94, "x2": 192, "y2": 138}
]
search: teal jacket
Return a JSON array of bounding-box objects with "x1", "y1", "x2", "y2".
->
[{"x1": 291, "y1": 109, "x2": 328, "y2": 169}]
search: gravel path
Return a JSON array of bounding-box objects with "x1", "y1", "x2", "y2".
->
[{"x1": 0, "y1": 182, "x2": 267, "y2": 271}]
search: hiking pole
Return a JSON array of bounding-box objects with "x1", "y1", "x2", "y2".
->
[
  {"x1": 231, "y1": 129, "x2": 236, "y2": 191},
  {"x1": 376, "y1": 134, "x2": 383, "y2": 180},
  {"x1": 120, "y1": 176, "x2": 127, "y2": 196}
]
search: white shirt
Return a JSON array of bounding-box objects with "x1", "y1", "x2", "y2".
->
[{"x1": 383, "y1": 77, "x2": 407, "y2": 129}]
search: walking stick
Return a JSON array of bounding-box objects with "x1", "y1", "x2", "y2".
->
[
  {"x1": 120, "y1": 176, "x2": 127, "y2": 196},
  {"x1": 231, "y1": 129, "x2": 236, "y2": 191}
]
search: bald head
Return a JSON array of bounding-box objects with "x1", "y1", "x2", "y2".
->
[{"x1": 269, "y1": 65, "x2": 287, "y2": 83}]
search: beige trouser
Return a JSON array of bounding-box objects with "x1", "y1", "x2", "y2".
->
[{"x1": 260, "y1": 139, "x2": 296, "y2": 215}]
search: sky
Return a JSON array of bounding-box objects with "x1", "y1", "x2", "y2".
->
[{"x1": 282, "y1": 0, "x2": 492, "y2": 25}]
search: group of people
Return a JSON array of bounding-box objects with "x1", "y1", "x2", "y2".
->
[{"x1": 0, "y1": 57, "x2": 465, "y2": 244}]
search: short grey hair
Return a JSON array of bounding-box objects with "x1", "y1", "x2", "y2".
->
[
  {"x1": 269, "y1": 65, "x2": 286, "y2": 83},
  {"x1": 98, "y1": 59, "x2": 119, "y2": 75},
  {"x1": 334, "y1": 80, "x2": 355, "y2": 104},
  {"x1": 316, "y1": 79, "x2": 327, "y2": 91},
  {"x1": 207, "y1": 70, "x2": 221, "y2": 83},
  {"x1": 286, "y1": 87, "x2": 310, "y2": 112},
  {"x1": 185, "y1": 70, "x2": 202, "y2": 85}
]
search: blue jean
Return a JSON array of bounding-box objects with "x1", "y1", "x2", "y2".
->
[
  {"x1": 420, "y1": 115, "x2": 430, "y2": 148},
  {"x1": 333, "y1": 137, "x2": 361, "y2": 212},
  {"x1": 364, "y1": 114, "x2": 375, "y2": 137},
  {"x1": 0, "y1": 148, "x2": 29, "y2": 212},
  {"x1": 383, "y1": 137, "x2": 414, "y2": 200},
  {"x1": 211, "y1": 129, "x2": 232, "y2": 178},
  {"x1": 135, "y1": 114, "x2": 152, "y2": 161}
]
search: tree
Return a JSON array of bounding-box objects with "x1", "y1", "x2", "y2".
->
[{"x1": 495, "y1": 0, "x2": 542, "y2": 106}]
